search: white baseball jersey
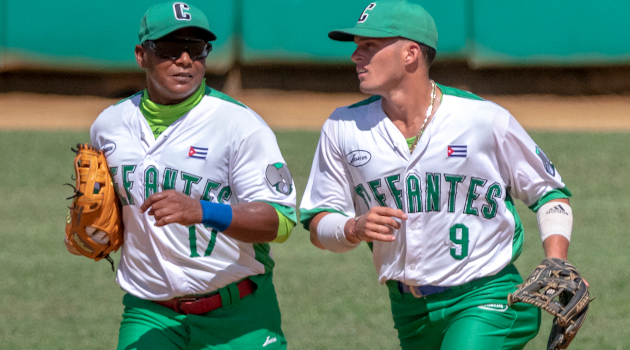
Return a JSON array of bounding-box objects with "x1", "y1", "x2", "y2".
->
[
  {"x1": 300, "y1": 85, "x2": 569, "y2": 287},
  {"x1": 91, "y1": 88, "x2": 296, "y2": 300}
]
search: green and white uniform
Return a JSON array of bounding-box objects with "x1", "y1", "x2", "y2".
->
[
  {"x1": 91, "y1": 83, "x2": 296, "y2": 349},
  {"x1": 299, "y1": 84, "x2": 569, "y2": 349}
]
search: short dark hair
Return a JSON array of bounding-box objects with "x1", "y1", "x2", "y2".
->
[{"x1": 417, "y1": 42, "x2": 437, "y2": 67}]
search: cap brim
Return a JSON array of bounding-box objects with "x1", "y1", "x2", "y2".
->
[
  {"x1": 148, "y1": 26, "x2": 217, "y2": 42},
  {"x1": 328, "y1": 27, "x2": 398, "y2": 41},
  {"x1": 200, "y1": 29, "x2": 217, "y2": 42}
]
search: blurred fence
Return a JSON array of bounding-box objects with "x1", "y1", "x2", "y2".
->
[{"x1": 1, "y1": 0, "x2": 629, "y2": 74}]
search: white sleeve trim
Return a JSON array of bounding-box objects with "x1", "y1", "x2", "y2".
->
[
  {"x1": 537, "y1": 201, "x2": 573, "y2": 242},
  {"x1": 316, "y1": 213, "x2": 360, "y2": 253}
]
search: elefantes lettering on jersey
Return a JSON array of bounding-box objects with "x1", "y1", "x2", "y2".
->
[
  {"x1": 354, "y1": 171, "x2": 503, "y2": 261},
  {"x1": 109, "y1": 162, "x2": 294, "y2": 205},
  {"x1": 355, "y1": 172, "x2": 502, "y2": 220},
  {"x1": 109, "y1": 165, "x2": 232, "y2": 205}
]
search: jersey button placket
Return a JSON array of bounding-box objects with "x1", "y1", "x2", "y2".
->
[
  {"x1": 401, "y1": 183, "x2": 415, "y2": 282},
  {"x1": 405, "y1": 216, "x2": 421, "y2": 281}
]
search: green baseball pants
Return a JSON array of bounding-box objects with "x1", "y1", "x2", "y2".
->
[
  {"x1": 387, "y1": 264, "x2": 540, "y2": 350},
  {"x1": 116, "y1": 273, "x2": 286, "y2": 350}
]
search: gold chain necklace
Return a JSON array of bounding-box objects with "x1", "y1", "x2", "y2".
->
[{"x1": 409, "y1": 80, "x2": 436, "y2": 154}]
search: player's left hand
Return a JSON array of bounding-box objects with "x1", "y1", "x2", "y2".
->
[
  {"x1": 140, "y1": 190, "x2": 203, "y2": 227},
  {"x1": 508, "y1": 258, "x2": 591, "y2": 350}
]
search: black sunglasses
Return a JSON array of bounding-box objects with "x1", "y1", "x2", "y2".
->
[{"x1": 144, "y1": 39, "x2": 212, "y2": 60}]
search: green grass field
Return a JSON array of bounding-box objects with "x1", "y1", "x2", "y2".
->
[{"x1": 1, "y1": 130, "x2": 628, "y2": 349}]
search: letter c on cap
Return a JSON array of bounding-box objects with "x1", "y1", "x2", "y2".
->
[
  {"x1": 173, "y1": 3, "x2": 191, "y2": 21},
  {"x1": 358, "y1": 3, "x2": 376, "y2": 23}
]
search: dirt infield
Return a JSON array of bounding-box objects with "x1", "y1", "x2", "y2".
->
[{"x1": 1, "y1": 91, "x2": 629, "y2": 131}]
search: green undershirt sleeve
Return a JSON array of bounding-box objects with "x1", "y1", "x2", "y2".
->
[
  {"x1": 262, "y1": 202, "x2": 297, "y2": 243},
  {"x1": 273, "y1": 210, "x2": 296, "y2": 243}
]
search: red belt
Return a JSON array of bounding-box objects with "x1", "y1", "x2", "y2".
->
[{"x1": 154, "y1": 278, "x2": 255, "y2": 315}]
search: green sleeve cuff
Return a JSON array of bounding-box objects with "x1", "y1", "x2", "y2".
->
[
  {"x1": 262, "y1": 202, "x2": 297, "y2": 243},
  {"x1": 528, "y1": 187, "x2": 572, "y2": 212},
  {"x1": 263, "y1": 202, "x2": 297, "y2": 222},
  {"x1": 298, "y1": 208, "x2": 347, "y2": 230}
]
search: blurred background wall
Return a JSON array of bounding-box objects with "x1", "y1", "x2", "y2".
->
[{"x1": 1, "y1": 0, "x2": 630, "y2": 96}]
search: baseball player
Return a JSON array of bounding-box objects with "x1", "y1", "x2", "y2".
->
[
  {"x1": 66, "y1": 2, "x2": 296, "y2": 349},
  {"x1": 299, "y1": 1, "x2": 576, "y2": 349}
]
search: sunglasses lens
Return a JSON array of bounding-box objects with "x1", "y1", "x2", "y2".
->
[
  {"x1": 149, "y1": 41, "x2": 211, "y2": 60},
  {"x1": 186, "y1": 41, "x2": 211, "y2": 59}
]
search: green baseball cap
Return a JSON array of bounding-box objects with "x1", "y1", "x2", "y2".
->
[
  {"x1": 329, "y1": 1, "x2": 438, "y2": 50},
  {"x1": 139, "y1": 1, "x2": 217, "y2": 43}
]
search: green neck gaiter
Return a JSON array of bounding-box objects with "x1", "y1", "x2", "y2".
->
[
  {"x1": 140, "y1": 79, "x2": 206, "y2": 139},
  {"x1": 406, "y1": 136, "x2": 415, "y2": 150}
]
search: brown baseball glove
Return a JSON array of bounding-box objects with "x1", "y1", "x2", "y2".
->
[
  {"x1": 508, "y1": 257, "x2": 590, "y2": 350},
  {"x1": 65, "y1": 143, "x2": 123, "y2": 268}
]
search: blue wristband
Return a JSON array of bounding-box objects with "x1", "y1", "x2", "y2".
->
[{"x1": 200, "y1": 200, "x2": 233, "y2": 232}]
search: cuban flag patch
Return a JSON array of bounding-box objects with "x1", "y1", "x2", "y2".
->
[
  {"x1": 188, "y1": 146, "x2": 208, "y2": 159},
  {"x1": 447, "y1": 145, "x2": 467, "y2": 158}
]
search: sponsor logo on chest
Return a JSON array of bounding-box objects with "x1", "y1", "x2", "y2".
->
[{"x1": 346, "y1": 150, "x2": 372, "y2": 167}]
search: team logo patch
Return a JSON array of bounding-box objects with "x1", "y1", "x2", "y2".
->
[
  {"x1": 536, "y1": 146, "x2": 555, "y2": 176},
  {"x1": 447, "y1": 145, "x2": 467, "y2": 157},
  {"x1": 346, "y1": 150, "x2": 371, "y2": 167},
  {"x1": 101, "y1": 142, "x2": 116, "y2": 157},
  {"x1": 188, "y1": 146, "x2": 208, "y2": 159},
  {"x1": 266, "y1": 163, "x2": 293, "y2": 195}
]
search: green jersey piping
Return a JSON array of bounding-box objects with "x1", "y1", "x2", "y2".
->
[
  {"x1": 349, "y1": 95, "x2": 381, "y2": 109},
  {"x1": 528, "y1": 187, "x2": 572, "y2": 212},
  {"x1": 115, "y1": 91, "x2": 143, "y2": 106},
  {"x1": 347, "y1": 85, "x2": 482, "y2": 110},
  {"x1": 253, "y1": 243, "x2": 274, "y2": 274},
  {"x1": 204, "y1": 86, "x2": 247, "y2": 108},
  {"x1": 299, "y1": 208, "x2": 346, "y2": 230},
  {"x1": 436, "y1": 83, "x2": 485, "y2": 101},
  {"x1": 506, "y1": 193, "x2": 524, "y2": 263}
]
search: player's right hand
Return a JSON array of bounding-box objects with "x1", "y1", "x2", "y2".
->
[{"x1": 348, "y1": 207, "x2": 407, "y2": 243}]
